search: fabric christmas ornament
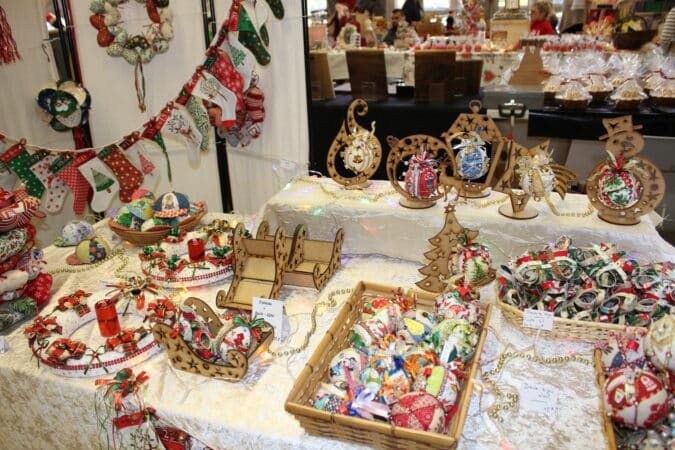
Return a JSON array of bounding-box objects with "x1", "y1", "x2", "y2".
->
[
  {"x1": 22, "y1": 273, "x2": 53, "y2": 308},
  {"x1": 78, "y1": 157, "x2": 120, "y2": 212},
  {"x1": 0, "y1": 6, "x2": 21, "y2": 65},
  {"x1": 205, "y1": 48, "x2": 245, "y2": 118},
  {"x1": 36, "y1": 80, "x2": 91, "y2": 132},
  {"x1": 98, "y1": 145, "x2": 143, "y2": 203},
  {"x1": 226, "y1": 39, "x2": 256, "y2": 92},
  {"x1": 194, "y1": 64, "x2": 241, "y2": 130},
  {"x1": 162, "y1": 103, "x2": 203, "y2": 165},
  {"x1": 142, "y1": 116, "x2": 172, "y2": 183},
  {"x1": 186, "y1": 96, "x2": 211, "y2": 152},
  {"x1": 0, "y1": 141, "x2": 46, "y2": 198},
  {"x1": 263, "y1": 0, "x2": 285, "y2": 19},
  {"x1": 229, "y1": 1, "x2": 271, "y2": 66},
  {"x1": 124, "y1": 141, "x2": 158, "y2": 188},
  {"x1": 52, "y1": 151, "x2": 96, "y2": 215},
  {"x1": 29, "y1": 155, "x2": 69, "y2": 213}
]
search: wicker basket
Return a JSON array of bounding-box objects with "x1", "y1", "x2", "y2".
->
[
  {"x1": 286, "y1": 281, "x2": 492, "y2": 450},
  {"x1": 109, "y1": 208, "x2": 205, "y2": 247},
  {"x1": 497, "y1": 300, "x2": 633, "y2": 343},
  {"x1": 594, "y1": 349, "x2": 618, "y2": 450}
]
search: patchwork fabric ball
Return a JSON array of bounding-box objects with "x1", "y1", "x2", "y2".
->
[
  {"x1": 219, "y1": 325, "x2": 252, "y2": 356},
  {"x1": 379, "y1": 366, "x2": 411, "y2": 405},
  {"x1": 413, "y1": 365, "x2": 460, "y2": 411},
  {"x1": 398, "y1": 310, "x2": 435, "y2": 344},
  {"x1": 153, "y1": 191, "x2": 190, "y2": 218},
  {"x1": 390, "y1": 391, "x2": 446, "y2": 433},
  {"x1": 453, "y1": 132, "x2": 490, "y2": 181},
  {"x1": 329, "y1": 347, "x2": 367, "y2": 384},
  {"x1": 351, "y1": 317, "x2": 391, "y2": 350},
  {"x1": 66, "y1": 237, "x2": 110, "y2": 265},
  {"x1": 435, "y1": 290, "x2": 481, "y2": 324},
  {"x1": 600, "y1": 330, "x2": 647, "y2": 373},
  {"x1": 604, "y1": 367, "x2": 668, "y2": 429},
  {"x1": 404, "y1": 151, "x2": 438, "y2": 200},
  {"x1": 428, "y1": 319, "x2": 479, "y2": 364},
  {"x1": 644, "y1": 315, "x2": 674, "y2": 373},
  {"x1": 343, "y1": 126, "x2": 377, "y2": 174},
  {"x1": 403, "y1": 348, "x2": 440, "y2": 381},
  {"x1": 127, "y1": 197, "x2": 155, "y2": 221},
  {"x1": 597, "y1": 169, "x2": 643, "y2": 209},
  {"x1": 0, "y1": 228, "x2": 28, "y2": 263},
  {"x1": 361, "y1": 367, "x2": 384, "y2": 394},
  {"x1": 312, "y1": 388, "x2": 345, "y2": 413},
  {"x1": 53, "y1": 220, "x2": 95, "y2": 247}
]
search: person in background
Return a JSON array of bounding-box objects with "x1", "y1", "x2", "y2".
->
[
  {"x1": 327, "y1": 2, "x2": 360, "y2": 43},
  {"x1": 529, "y1": 0, "x2": 555, "y2": 35},
  {"x1": 401, "y1": 0, "x2": 423, "y2": 23},
  {"x1": 355, "y1": 0, "x2": 377, "y2": 16},
  {"x1": 444, "y1": 12, "x2": 455, "y2": 34},
  {"x1": 383, "y1": 8, "x2": 403, "y2": 45}
]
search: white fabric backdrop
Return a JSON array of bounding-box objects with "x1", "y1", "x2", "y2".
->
[
  {"x1": 0, "y1": 0, "x2": 77, "y2": 245},
  {"x1": 214, "y1": 0, "x2": 310, "y2": 215}
]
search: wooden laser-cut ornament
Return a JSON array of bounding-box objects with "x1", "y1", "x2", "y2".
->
[
  {"x1": 386, "y1": 134, "x2": 450, "y2": 209},
  {"x1": 417, "y1": 189, "x2": 496, "y2": 293},
  {"x1": 326, "y1": 99, "x2": 382, "y2": 189},
  {"x1": 586, "y1": 116, "x2": 665, "y2": 226},
  {"x1": 440, "y1": 100, "x2": 507, "y2": 198}
]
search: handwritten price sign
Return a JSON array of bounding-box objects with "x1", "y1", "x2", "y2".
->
[
  {"x1": 522, "y1": 309, "x2": 554, "y2": 331},
  {"x1": 520, "y1": 381, "x2": 560, "y2": 418},
  {"x1": 252, "y1": 297, "x2": 289, "y2": 341}
]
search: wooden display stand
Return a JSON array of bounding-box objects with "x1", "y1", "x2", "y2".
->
[
  {"x1": 498, "y1": 190, "x2": 538, "y2": 219},
  {"x1": 509, "y1": 46, "x2": 547, "y2": 87},
  {"x1": 216, "y1": 223, "x2": 289, "y2": 310},
  {"x1": 152, "y1": 297, "x2": 273, "y2": 381},
  {"x1": 386, "y1": 134, "x2": 450, "y2": 209},
  {"x1": 586, "y1": 116, "x2": 665, "y2": 225},
  {"x1": 256, "y1": 221, "x2": 344, "y2": 290},
  {"x1": 326, "y1": 99, "x2": 382, "y2": 189},
  {"x1": 440, "y1": 101, "x2": 507, "y2": 198},
  {"x1": 417, "y1": 190, "x2": 496, "y2": 293}
]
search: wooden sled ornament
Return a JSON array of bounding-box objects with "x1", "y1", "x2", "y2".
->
[
  {"x1": 152, "y1": 297, "x2": 273, "y2": 381},
  {"x1": 326, "y1": 99, "x2": 382, "y2": 189},
  {"x1": 216, "y1": 223, "x2": 289, "y2": 310},
  {"x1": 386, "y1": 134, "x2": 450, "y2": 209},
  {"x1": 440, "y1": 100, "x2": 507, "y2": 198},
  {"x1": 256, "y1": 221, "x2": 344, "y2": 290}
]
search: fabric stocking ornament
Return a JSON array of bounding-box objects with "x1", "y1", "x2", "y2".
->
[
  {"x1": 98, "y1": 145, "x2": 143, "y2": 203},
  {"x1": 125, "y1": 141, "x2": 158, "y2": 188},
  {"x1": 163, "y1": 104, "x2": 205, "y2": 165},
  {"x1": 29, "y1": 155, "x2": 69, "y2": 213},
  {"x1": 186, "y1": 96, "x2": 211, "y2": 153},
  {"x1": 0, "y1": 141, "x2": 46, "y2": 198},
  {"x1": 234, "y1": 3, "x2": 271, "y2": 66},
  {"x1": 263, "y1": 0, "x2": 284, "y2": 19},
  {"x1": 78, "y1": 157, "x2": 120, "y2": 212},
  {"x1": 54, "y1": 151, "x2": 95, "y2": 215}
]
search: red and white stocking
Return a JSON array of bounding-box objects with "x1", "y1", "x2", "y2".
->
[
  {"x1": 55, "y1": 151, "x2": 95, "y2": 215},
  {"x1": 97, "y1": 145, "x2": 143, "y2": 203},
  {"x1": 29, "y1": 155, "x2": 69, "y2": 213}
]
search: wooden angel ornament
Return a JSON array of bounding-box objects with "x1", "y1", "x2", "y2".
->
[
  {"x1": 386, "y1": 134, "x2": 449, "y2": 209},
  {"x1": 586, "y1": 116, "x2": 665, "y2": 225},
  {"x1": 440, "y1": 101, "x2": 506, "y2": 198},
  {"x1": 326, "y1": 99, "x2": 382, "y2": 189},
  {"x1": 497, "y1": 140, "x2": 578, "y2": 219},
  {"x1": 417, "y1": 187, "x2": 495, "y2": 293}
]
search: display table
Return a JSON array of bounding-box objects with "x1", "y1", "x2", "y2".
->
[
  {"x1": 261, "y1": 177, "x2": 675, "y2": 267},
  {"x1": 0, "y1": 212, "x2": 612, "y2": 450}
]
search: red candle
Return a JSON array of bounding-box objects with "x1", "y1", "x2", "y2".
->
[
  {"x1": 188, "y1": 238, "x2": 205, "y2": 262},
  {"x1": 95, "y1": 299, "x2": 121, "y2": 337}
]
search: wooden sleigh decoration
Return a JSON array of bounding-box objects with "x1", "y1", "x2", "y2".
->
[
  {"x1": 255, "y1": 221, "x2": 344, "y2": 290},
  {"x1": 216, "y1": 223, "x2": 290, "y2": 310},
  {"x1": 152, "y1": 297, "x2": 274, "y2": 381}
]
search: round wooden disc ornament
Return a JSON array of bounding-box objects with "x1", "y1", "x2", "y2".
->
[
  {"x1": 440, "y1": 100, "x2": 506, "y2": 198},
  {"x1": 326, "y1": 99, "x2": 382, "y2": 189},
  {"x1": 586, "y1": 116, "x2": 665, "y2": 226},
  {"x1": 386, "y1": 134, "x2": 450, "y2": 209}
]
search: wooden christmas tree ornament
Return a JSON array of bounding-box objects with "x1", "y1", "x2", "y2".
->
[
  {"x1": 256, "y1": 221, "x2": 344, "y2": 290},
  {"x1": 417, "y1": 188, "x2": 496, "y2": 293},
  {"x1": 386, "y1": 134, "x2": 450, "y2": 209},
  {"x1": 326, "y1": 99, "x2": 382, "y2": 189},
  {"x1": 216, "y1": 223, "x2": 289, "y2": 310},
  {"x1": 586, "y1": 116, "x2": 665, "y2": 226},
  {"x1": 440, "y1": 100, "x2": 507, "y2": 198},
  {"x1": 152, "y1": 297, "x2": 273, "y2": 381}
]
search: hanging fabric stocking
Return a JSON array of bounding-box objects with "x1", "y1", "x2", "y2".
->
[
  {"x1": 263, "y1": 0, "x2": 285, "y2": 19},
  {"x1": 78, "y1": 157, "x2": 120, "y2": 212},
  {"x1": 29, "y1": 154, "x2": 69, "y2": 213},
  {"x1": 122, "y1": 136, "x2": 158, "y2": 188},
  {"x1": 186, "y1": 96, "x2": 211, "y2": 153},
  {"x1": 53, "y1": 151, "x2": 96, "y2": 215},
  {"x1": 0, "y1": 141, "x2": 46, "y2": 197},
  {"x1": 98, "y1": 145, "x2": 143, "y2": 203},
  {"x1": 142, "y1": 117, "x2": 172, "y2": 183},
  {"x1": 163, "y1": 103, "x2": 205, "y2": 165},
  {"x1": 0, "y1": 6, "x2": 21, "y2": 65},
  {"x1": 233, "y1": 3, "x2": 271, "y2": 66}
]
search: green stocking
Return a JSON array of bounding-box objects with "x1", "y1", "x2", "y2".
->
[
  {"x1": 238, "y1": 7, "x2": 271, "y2": 66},
  {"x1": 264, "y1": 0, "x2": 284, "y2": 19}
]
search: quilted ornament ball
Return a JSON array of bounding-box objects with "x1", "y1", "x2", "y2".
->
[
  {"x1": 603, "y1": 367, "x2": 668, "y2": 429},
  {"x1": 390, "y1": 391, "x2": 446, "y2": 433}
]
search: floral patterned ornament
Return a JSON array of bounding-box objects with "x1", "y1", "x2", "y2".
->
[
  {"x1": 343, "y1": 122, "x2": 377, "y2": 174},
  {"x1": 36, "y1": 81, "x2": 91, "y2": 132},
  {"x1": 453, "y1": 130, "x2": 490, "y2": 181}
]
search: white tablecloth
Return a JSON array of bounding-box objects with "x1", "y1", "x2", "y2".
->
[
  {"x1": 327, "y1": 49, "x2": 407, "y2": 80},
  {"x1": 0, "y1": 202, "x2": 647, "y2": 449},
  {"x1": 261, "y1": 177, "x2": 675, "y2": 267}
]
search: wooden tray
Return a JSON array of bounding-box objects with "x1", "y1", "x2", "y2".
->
[
  {"x1": 497, "y1": 299, "x2": 631, "y2": 343},
  {"x1": 152, "y1": 297, "x2": 273, "y2": 381},
  {"x1": 594, "y1": 349, "x2": 618, "y2": 450},
  {"x1": 109, "y1": 208, "x2": 205, "y2": 247},
  {"x1": 286, "y1": 281, "x2": 492, "y2": 450}
]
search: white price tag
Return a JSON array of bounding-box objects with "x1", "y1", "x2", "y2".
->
[
  {"x1": 520, "y1": 381, "x2": 560, "y2": 418},
  {"x1": 252, "y1": 297, "x2": 289, "y2": 341},
  {"x1": 522, "y1": 309, "x2": 554, "y2": 331},
  {"x1": 0, "y1": 336, "x2": 9, "y2": 353}
]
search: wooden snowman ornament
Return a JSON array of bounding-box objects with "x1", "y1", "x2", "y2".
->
[
  {"x1": 586, "y1": 116, "x2": 665, "y2": 225},
  {"x1": 386, "y1": 134, "x2": 448, "y2": 209},
  {"x1": 326, "y1": 99, "x2": 382, "y2": 189}
]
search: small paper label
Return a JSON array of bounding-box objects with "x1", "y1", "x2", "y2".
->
[
  {"x1": 279, "y1": 159, "x2": 296, "y2": 171},
  {"x1": 252, "y1": 297, "x2": 288, "y2": 341},
  {"x1": 0, "y1": 336, "x2": 9, "y2": 353},
  {"x1": 520, "y1": 381, "x2": 559, "y2": 417},
  {"x1": 522, "y1": 309, "x2": 554, "y2": 331}
]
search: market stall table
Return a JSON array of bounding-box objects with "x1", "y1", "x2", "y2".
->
[{"x1": 261, "y1": 177, "x2": 675, "y2": 267}]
